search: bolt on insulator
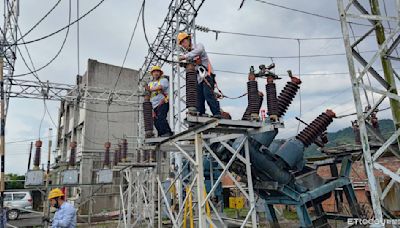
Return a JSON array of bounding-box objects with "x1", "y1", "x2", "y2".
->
[
  {"x1": 143, "y1": 94, "x2": 154, "y2": 138},
  {"x1": 33, "y1": 140, "x2": 42, "y2": 170},
  {"x1": 277, "y1": 76, "x2": 302, "y2": 117},
  {"x1": 104, "y1": 142, "x2": 111, "y2": 168},
  {"x1": 296, "y1": 109, "x2": 336, "y2": 147},
  {"x1": 266, "y1": 76, "x2": 279, "y2": 121},
  {"x1": 186, "y1": 63, "x2": 198, "y2": 114},
  {"x1": 69, "y1": 141, "x2": 77, "y2": 167},
  {"x1": 121, "y1": 139, "x2": 128, "y2": 162}
]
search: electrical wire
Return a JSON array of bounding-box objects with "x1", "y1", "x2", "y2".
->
[
  {"x1": 77, "y1": 0, "x2": 80, "y2": 76},
  {"x1": 252, "y1": 0, "x2": 373, "y2": 28},
  {"x1": 207, "y1": 50, "x2": 378, "y2": 59},
  {"x1": 296, "y1": 39, "x2": 302, "y2": 134},
  {"x1": 16, "y1": 0, "x2": 62, "y2": 42},
  {"x1": 139, "y1": 0, "x2": 189, "y2": 81},
  {"x1": 11, "y1": 0, "x2": 72, "y2": 78},
  {"x1": 106, "y1": 0, "x2": 144, "y2": 142},
  {"x1": 195, "y1": 25, "x2": 369, "y2": 41},
  {"x1": 4, "y1": 0, "x2": 106, "y2": 47}
]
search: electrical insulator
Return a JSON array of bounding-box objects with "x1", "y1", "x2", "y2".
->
[
  {"x1": 104, "y1": 142, "x2": 111, "y2": 168},
  {"x1": 69, "y1": 141, "x2": 77, "y2": 167},
  {"x1": 296, "y1": 110, "x2": 335, "y2": 147},
  {"x1": 122, "y1": 139, "x2": 128, "y2": 162},
  {"x1": 33, "y1": 140, "x2": 42, "y2": 169},
  {"x1": 143, "y1": 94, "x2": 154, "y2": 138},
  {"x1": 277, "y1": 77, "x2": 302, "y2": 117},
  {"x1": 247, "y1": 80, "x2": 259, "y2": 120}
]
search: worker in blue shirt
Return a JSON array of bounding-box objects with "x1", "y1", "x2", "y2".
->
[
  {"x1": 177, "y1": 32, "x2": 221, "y2": 118},
  {"x1": 47, "y1": 188, "x2": 76, "y2": 228}
]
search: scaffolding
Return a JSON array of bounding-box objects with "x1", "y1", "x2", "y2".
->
[
  {"x1": 337, "y1": 0, "x2": 400, "y2": 223},
  {"x1": 116, "y1": 164, "x2": 156, "y2": 227},
  {"x1": 140, "y1": 116, "x2": 283, "y2": 227}
]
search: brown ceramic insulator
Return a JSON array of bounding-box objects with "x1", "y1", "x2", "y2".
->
[
  {"x1": 104, "y1": 142, "x2": 111, "y2": 167},
  {"x1": 33, "y1": 140, "x2": 42, "y2": 168},
  {"x1": 113, "y1": 148, "x2": 119, "y2": 166},
  {"x1": 247, "y1": 80, "x2": 259, "y2": 119},
  {"x1": 143, "y1": 101, "x2": 154, "y2": 137},
  {"x1": 266, "y1": 82, "x2": 278, "y2": 116},
  {"x1": 122, "y1": 139, "x2": 128, "y2": 161},
  {"x1": 118, "y1": 144, "x2": 122, "y2": 162},
  {"x1": 69, "y1": 141, "x2": 77, "y2": 167},
  {"x1": 186, "y1": 64, "x2": 198, "y2": 110},
  {"x1": 296, "y1": 110, "x2": 336, "y2": 147},
  {"x1": 277, "y1": 77, "x2": 302, "y2": 117}
]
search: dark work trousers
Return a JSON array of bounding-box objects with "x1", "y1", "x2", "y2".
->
[
  {"x1": 154, "y1": 102, "x2": 172, "y2": 136},
  {"x1": 197, "y1": 75, "x2": 221, "y2": 116}
]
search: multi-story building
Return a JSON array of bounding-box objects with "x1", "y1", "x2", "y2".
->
[{"x1": 52, "y1": 59, "x2": 140, "y2": 215}]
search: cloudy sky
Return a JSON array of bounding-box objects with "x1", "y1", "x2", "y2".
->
[{"x1": 3, "y1": 0, "x2": 400, "y2": 174}]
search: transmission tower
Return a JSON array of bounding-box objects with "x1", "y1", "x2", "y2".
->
[{"x1": 337, "y1": 0, "x2": 400, "y2": 223}]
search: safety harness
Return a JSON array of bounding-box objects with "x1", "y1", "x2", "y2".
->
[{"x1": 149, "y1": 77, "x2": 169, "y2": 118}]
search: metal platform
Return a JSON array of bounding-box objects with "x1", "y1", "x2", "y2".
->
[{"x1": 112, "y1": 162, "x2": 157, "y2": 171}]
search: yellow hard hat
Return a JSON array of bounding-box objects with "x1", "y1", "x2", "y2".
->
[
  {"x1": 48, "y1": 188, "x2": 64, "y2": 200},
  {"x1": 150, "y1": 66, "x2": 163, "y2": 75},
  {"x1": 177, "y1": 32, "x2": 191, "y2": 44}
]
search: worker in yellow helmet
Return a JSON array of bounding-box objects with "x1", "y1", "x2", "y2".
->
[
  {"x1": 145, "y1": 66, "x2": 173, "y2": 137},
  {"x1": 177, "y1": 32, "x2": 221, "y2": 118},
  {"x1": 44, "y1": 188, "x2": 76, "y2": 227}
]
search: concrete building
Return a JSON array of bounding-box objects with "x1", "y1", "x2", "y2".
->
[{"x1": 53, "y1": 59, "x2": 140, "y2": 215}]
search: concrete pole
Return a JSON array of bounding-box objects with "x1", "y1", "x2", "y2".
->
[
  {"x1": 370, "y1": 0, "x2": 400, "y2": 152},
  {"x1": 0, "y1": 49, "x2": 5, "y2": 228}
]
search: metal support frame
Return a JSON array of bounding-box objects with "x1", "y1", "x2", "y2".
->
[
  {"x1": 146, "y1": 119, "x2": 264, "y2": 228},
  {"x1": 337, "y1": 0, "x2": 400, "y2": 223},
  {"x1": 118, "y1": 167, "x2": 156, "y2": 228}
]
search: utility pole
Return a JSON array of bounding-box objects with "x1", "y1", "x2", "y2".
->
[
  {"x1": 43, "y1": 128, "x2": 53, "y2": 227},
  {"x1": 0, "y1": 55, "x2": 5, "y2": 228},
  {"x1": 370, "y1": 0, "x2": 400, "y2": 149}
]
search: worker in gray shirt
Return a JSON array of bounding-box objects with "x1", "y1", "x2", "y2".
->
[{"x1": 178, "y1": 32, "x2": 221, "y2": 118}]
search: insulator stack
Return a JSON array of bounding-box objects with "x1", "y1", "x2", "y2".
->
[
  {"x1": 69, "y1": 142, "x2": 77, "y2": 167},
  {"x1": 247, "y1": 80, "x2": 259, "y2": 120},
  {"x1": 266, "y1": 82, "x2": 278, "y2": 117},
  {"x1": 33, "y1": 140, "x2": 42, "y2": 169},
  {"x1": 113, "y1": 148, "x2": 119, "y2": 166},
  {"x1": 122, "y1": 139, "x2": 128, "y2": 162},
  {"x1": 296, "y1": 110, "x2": 336, "y2": 147},
  {"x1": 186, "y1": 64, "x2": 198, "y2": 112},
  {"x1": 277, "y1": 77, "x2": 302, "y2": 117},
  {"x1": 104, "y1": 142, "x2": 111, "y2": 168},
  {"x1": 143, "y1": 95, "x2": 154, "y2": 138},
  {"x1": 118, "y1": 144, "x2": 122, "y2": 163}
]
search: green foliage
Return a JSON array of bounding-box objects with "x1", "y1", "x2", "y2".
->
[
  {"x1": 305, "y1": 119, "x2": 395, "y2": 157},
  {"x1": 5, "y1": 173, "x2": 25, "y2": 189}
]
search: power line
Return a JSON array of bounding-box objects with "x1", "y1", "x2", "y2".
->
[
  {"x1": 12, "y1": 0, "x2": 72, "y2": 78},
  {"x1": 16, "y1": 0, "x2": 62, "y2": 42},
  {"x1": 196, "y1": 25, "x2": 356, "y2": 41},
  {"x1": 106, "y1": 0, "x2": 144, "y2": 142},
  {"x1": 208, "y1": 50, "x2": 378, "y2": 59},
  {"x1": 4, "y1": 0, "x2": 106, "y2": 47},
  {"x1": 252, "y1": 0, "x2": 372, "y2": 28}
]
